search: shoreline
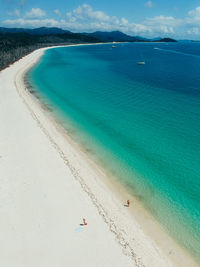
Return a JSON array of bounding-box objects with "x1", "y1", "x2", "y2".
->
[
  {"x1": 22, "y1": 44, "x2": 199, "y2": 266},
  {"x1": 1, "y1": 43, "x2": 198, "y2": 266}
]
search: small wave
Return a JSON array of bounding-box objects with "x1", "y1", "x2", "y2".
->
[{"x1": 154, "y1": 47, "x2": 200, "y2": 58}]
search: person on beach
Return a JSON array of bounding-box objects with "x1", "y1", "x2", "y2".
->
[
  {"x1": 83, "y1": 218, "x2": 88, "y2": 226},
  {"x1": 127, "y1": 200, "x2": 130, "y2": 207}
]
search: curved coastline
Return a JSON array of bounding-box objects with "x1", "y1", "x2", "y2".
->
[
  {"x1": 1, "y1": 45, "x2": 197, "y2": 266},
  {"x1": 17, "y1": 45, "x2": 199, "y2": 266}
]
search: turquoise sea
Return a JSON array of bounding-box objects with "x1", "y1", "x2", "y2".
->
[{"x1": 28, "y1": 42, "x2": 200, "y2": 261}]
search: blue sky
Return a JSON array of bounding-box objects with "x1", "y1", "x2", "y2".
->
[{"x1": 1, "y1": 0, "x2": 200, "y2": 39}]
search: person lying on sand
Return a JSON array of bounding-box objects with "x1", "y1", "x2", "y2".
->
[
  {"x1": 83, "y1": 218, "x2": 88, "y2": 226},
  {"x1": 127, "y1": 200, "x2": 130, "y2": 207}
]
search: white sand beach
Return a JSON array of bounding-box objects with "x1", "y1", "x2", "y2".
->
[{"x1": 0, "y1": 45, "x2": 197, "y2": 267}]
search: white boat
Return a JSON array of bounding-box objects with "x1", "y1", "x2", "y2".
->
[{"x1": 137, "y1": 61, "x2": 145, "y2": 65}]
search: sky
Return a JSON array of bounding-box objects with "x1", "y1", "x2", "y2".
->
[{"x1": 1, "y1": 0, "x2": 200, "y2": 39}]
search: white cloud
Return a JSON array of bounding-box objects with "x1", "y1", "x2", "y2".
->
[
  {"x1": 64, "y1": 5, "x2": 182, "y2": 35},
  {"x1": 147, "y1": 15, "x2": 176, "y2": 25},
  {"x1": 145, "y1": 1, "x2": 153, "y2": 8},
  {"x1": 66, "y1": 4, "x2": 110, "y2": 22},
  {"x1": 121, "y1": 18, "x2": 128, "y2": 26},
  {"x1": 188, "y1": 6, "x2": 200, "y2": 20},
  {"x1": 3, "y1": 4, "x2": 200, "y2": 39},
  {"x1": 187, "y1": 27, "x2": 199, "y2": 35},
  {"x1": 25, "y1": 8, "x2": 45, "y2": 18},
  {"x1": 130, "y1": 23, "x2": 150, "y2": 33},
  {"x1": 54, "y1": 9, "x2": 61, "y2": 16},
  {"x1": 3, "y1": 18, "x2": 60, "y2": 27},
  {"x1": 144, "y1": 15, "x2": 184, "y2": 35},
  {"x1": 160, "y1": 26, "x2": 174, "y2": 34},
  {"x1": 7, "y1": 9, "x2": 20, "y2": 17},
  {"x1": 184, "y1": 6, "x2": 200, "y2": 30},
  {"x1": 1, "y1": 7, "x2": 175, "y2": 37}
]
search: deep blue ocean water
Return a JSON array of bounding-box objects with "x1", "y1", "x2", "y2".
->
[{"x1": 28, "y1": 42, "x2": 200, "y2": 261}]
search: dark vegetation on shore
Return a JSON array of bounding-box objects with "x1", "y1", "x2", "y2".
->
[
  {"x1": 0, "y1": 27, "x2": 177, "y2": 70},
  {"x1": 0, "y1": 31, "x2": 99, "y2": 70}
]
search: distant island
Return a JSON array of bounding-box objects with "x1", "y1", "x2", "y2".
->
[
  {"x1": 0, "y1": 27, "x2": 177, "y2": 70},
  {"x1": 83, "y1": 31, "x2": 177, "y2": 43}
]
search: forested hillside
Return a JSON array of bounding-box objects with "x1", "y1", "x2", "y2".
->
[
  {"x1": 0, "y1": 28, "x2": 177, "y2": 70},
  {"x1": 0, "y1": 32, "x2": 99, "y2": 70}
]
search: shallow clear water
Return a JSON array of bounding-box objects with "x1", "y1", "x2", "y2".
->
[{"x1": 28, "y1": 42, "x2": 200, "y2": 261}]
